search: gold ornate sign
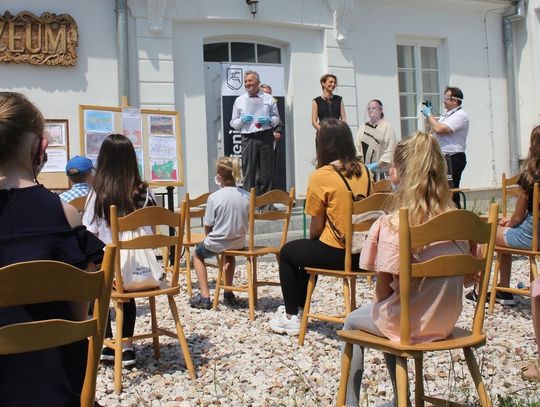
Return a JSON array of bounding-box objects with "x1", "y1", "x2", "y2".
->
[{"x1": 0, "y1": 11, "x2": 78, "y2": 66}]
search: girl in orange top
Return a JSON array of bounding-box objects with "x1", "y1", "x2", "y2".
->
[{"x1": 342, "y1": 132, "x2": 475, "y2": 406}]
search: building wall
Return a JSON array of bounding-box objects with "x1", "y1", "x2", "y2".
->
[{"x1": 0, "y1": 1, "x2": 119, "y2": 156}]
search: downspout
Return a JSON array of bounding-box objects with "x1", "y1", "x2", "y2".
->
[
  {"x1": 116, "y1": 0, "x2": 129, "y2": 104},
  {"x1": 503, "y1": 0, "x2": 526, "y2": 175}
]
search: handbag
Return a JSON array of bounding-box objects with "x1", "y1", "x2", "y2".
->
[
  {"x1": 327, "y1": 164, "x2": 381, "y2": 254},
  {"x1": 119, "y1": 189, "x2": 164, "y2": 291}
]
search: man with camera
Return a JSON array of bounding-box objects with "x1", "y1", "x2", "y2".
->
[{"x1": 422, "y1": 86, "x2": 469, "y2": 208}]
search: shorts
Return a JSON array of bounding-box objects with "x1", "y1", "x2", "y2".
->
[
  {"x1": 195, "y1": 243, "x2": 218, "y2": 259},
  {"x1": 504, "y1": 212, "x2": 538, "y2": 250}
]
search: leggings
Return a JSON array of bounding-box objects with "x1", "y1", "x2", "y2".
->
[
  {"x1": 105, "y1": 299, "x2": 136, "y2": 339},
  {"x1": 278, "y1": 238, "x2": 359, "y2": 315},
  {"x1": 342, "y1": 304, "x2": 399, "y2": 407}
]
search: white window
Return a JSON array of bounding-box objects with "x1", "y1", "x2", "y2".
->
[
  {"x1": 397, "y1": 43, "x2": 441, "y2": 138},
  {"x1": 203, "y1": 42, "x2": 281, "y2": 64}
]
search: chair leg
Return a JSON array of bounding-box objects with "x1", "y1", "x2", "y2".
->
[
  {"x1": 463, "y1": 347, "x2": 492, "y2": 407},
  {"x1": 343, "y1": 277, "x2": 351, "y2": 316},
  {"x1": 252, "y1": 257, "x2": 258, "y2": 307},
  {"x1": 350, "y1": 277, "x2": 357, "y2": 312},
  {"x1": 185, "y1": 246, "x2": 193, "y2": 296},
  {"x1": 396, "y1": 356, "x2": 409, "y2": 407},
  {"x1": 212, "y1": 255, "x2": 224, "y2": 310},
  {"x1": 488, "y1": 253, "x2": 501, "y2": 315},
  {"x1": 167, "y1": 295, "x2": 196, "y2": 379},
  {"x1": 298, "y1": 273, "x2": 316, "y2": 346},
  {"x1": 114, "y1": 300, "x2": 124, "y2": 395},
  {"x1": 247, "y1": 258, "x2": 256, "y2": 321},
  {"x1": 414, "y1": 355, "x2": 425, "y2": 407},
  {"x1": 367, "y1": 275, "x2": 373, "y2": 287},
  {"x1": 149, "y1": 296, "x2": 160, "y2": 360},
  {"x1": 336, "y1": 342, "x2": 353, "y2": 407},
  {"x1": 530, "y1": 255, "x2": 538, "y2": 281}
]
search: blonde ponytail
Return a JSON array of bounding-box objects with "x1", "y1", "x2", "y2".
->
[{"x1": 216, "y1": 156, "x2": 242, "y2": 185}]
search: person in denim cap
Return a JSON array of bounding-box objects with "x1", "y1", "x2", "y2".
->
[{"x1": 59, "y1": 155, "x2": 93, "y2": 203}]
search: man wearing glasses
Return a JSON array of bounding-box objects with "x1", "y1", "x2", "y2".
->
[{"x1": 422, "y1": 86, "x2": 469, "y2": 208}]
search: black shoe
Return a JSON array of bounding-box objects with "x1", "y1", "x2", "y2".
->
[
  {"x1": 465, "y1": 289, "x2": 480, "y2": 302},
  {"x1": 223, "y1": 291, "x2": 238, "y2": 306},
  {"x1": 494, "y1": 291, "x2": 515, "y2": 305},
  {"x1": 189, "y1": 293, "x2": 212, "y2": 310},
  {"x1": 122, "y1": 349, "x2": 136, "y2": 367},
  {"x1": 100, "y1": 347, "x2": 115, "y2": 362}
]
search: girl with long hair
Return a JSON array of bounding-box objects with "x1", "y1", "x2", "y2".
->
[
  {"x1": 269, "y1": 118, "x2": 372, "y2": 335},
  {"x1": 83, "y1": 133, "x2": 156, "y2": 367},
  {"x1": 189, "y1": 156, "x2": 250, "y2": 309},
  {"x1": 0, "y1": 92, "x2": 104, "y2": 406},
  {"x1": 342, "y1": 132, "x2": 473, "y2": 406}
]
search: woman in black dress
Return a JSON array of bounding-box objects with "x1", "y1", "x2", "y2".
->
[
  {"x1": 311, "y1": 74, "x2": 346, "y2": 133},
  {"x1": 0, "y1": 92, "x2": 104, "y2": 407}
]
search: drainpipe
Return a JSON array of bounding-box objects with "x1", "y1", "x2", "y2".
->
[
  {"x1": 503, "y1": 0, "x2": 526, "y2": 175},
  {"x1": 116, "y1": 0, "x2": 129, "y2": 105}
]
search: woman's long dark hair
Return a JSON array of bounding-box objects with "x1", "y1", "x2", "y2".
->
[
  {"x1": 521, "y1": 125, "x2": 540, "y2": 191},
  {"x1": 91, "y1": 134, "x2": 147, "y2": 225},
  {"x1": 315, "y1": 118, "x2": 363, "y2": 178}
]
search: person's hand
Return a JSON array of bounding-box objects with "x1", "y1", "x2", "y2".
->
[
  {"x1": 499, "y1": 217, "x2": 511, "y2": 227},
  {"x1": 273, "y1": 132, "x2": 281, "y2": 141},
  {"x1": 421, "y1": 106, "x2": 432, "y2": 117},
  {"x1": 241, "y1": 114, "x2": 253, "y2": 124},
  {"x1": 366, "y1": 162, "x2": 378, "y2": 171},
  {"x1": 256, "y1": 116, "x2": 271, "y2": 125}
]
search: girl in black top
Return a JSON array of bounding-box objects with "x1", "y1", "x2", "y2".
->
[{"x1": 311, "y1": 73, "x2": 346, "y2": 132}]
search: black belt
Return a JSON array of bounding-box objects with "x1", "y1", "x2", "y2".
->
[
  {"x1": 243, "y1": 129, "x2": 272, "y2": 137},
  {"x1": 445, "y1": 152, "x2": 466, "y2": 157}
]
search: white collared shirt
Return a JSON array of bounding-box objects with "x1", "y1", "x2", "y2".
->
[
  {"x1": 230, "y1": 90, "x2": 280, "y2": 134},
  {"x1": 434, "y1": 106, "x2": 469, "y2": 154}
]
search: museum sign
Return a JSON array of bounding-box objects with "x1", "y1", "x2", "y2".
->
[{"x1": 0, "y1": 11, "x2": 78, "y2": 66}]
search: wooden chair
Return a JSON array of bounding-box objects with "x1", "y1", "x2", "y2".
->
[
  {"x1": 373, "y1": 179, "x2": 393, "y2": 193},
  {"x1": 298, "y1": 192, "x2": 393, "y2": 346},
  {"x1": 336, "y1": 204, "x2": 498, "y2": 407},
  {"x1": 0, "y1": 244, "x2": 116, "y2": 407},
  {"x1": 181, "y1": 192, "x2": 211, "y2": 296},
  {"x1": 68, "y1": 195, "x2": 88, "y2": 212},
  {"x1": 109, "y1": 203, "x2": 195, "y2": 394},
  {"x1": 489, "y1": 176, "x2": 539, "y2": 314},
  {"x1": 212, "y1": 188, "x2": 295, "y2": 320}
]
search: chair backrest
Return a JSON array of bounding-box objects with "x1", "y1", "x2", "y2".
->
[
  {"x1": 373, "y1": 179, "x2": 393, "y2": 193},
  {"x1": 247, "y1": 188, "x2": 296, "y2": 250},
  {"x1": 183, "y1": 192, "x2": 210, "y2": 242},
  {"x1": 0, "y1": 244, "x2": 116, "y2": 407},
  {"x1": 68, "y1": 195, "x2": 88, "y2": 212},
  {"x1": 344, "y1": 192, "x2": 394, "y2": 272},
  {"x1": 110, "y1": 204, "x2": 184, "y2": 293},
  {"x1": 501, "y1": 172, "x2": 521, "y2": 217},
  {"x1": 397, "y1": 204, "x2": 498, "y2": 346}
]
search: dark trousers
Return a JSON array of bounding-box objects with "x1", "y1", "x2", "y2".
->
[
  {"x1": 105, "y1": 298, "x2": 136, "y2": 339},
  {"x1": 241, "y1": 130, "x2": 274, "y2": 195},
  {"x1": 447, "y1": 152, "x2": 467, "y2": 208},
  {"x1": 279, "y1": 238, "x2": 360, "y2": 315}
]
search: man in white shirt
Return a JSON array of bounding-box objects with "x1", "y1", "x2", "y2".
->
[
  {"x1": 422, "y1": 86, "x2": 469, "y2": 208},
  {"x1": 230, "y1": 71, "x2": 280, "y2": 195}
]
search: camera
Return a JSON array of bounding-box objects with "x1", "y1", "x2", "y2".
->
[{"x1": 421, "y1": 100, "x2": 432, "y2": 108}]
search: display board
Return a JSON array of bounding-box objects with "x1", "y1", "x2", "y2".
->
[
  {"x1": 78, "y1": 105, "x2": 184, "y2": 186},
  {"x1": 37, "y1": 119, "x2": 70, "y2": 190}
]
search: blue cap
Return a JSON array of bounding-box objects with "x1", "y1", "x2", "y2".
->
[{"x1": 66, "y1": 156, "x2": 93, "y2": 175}]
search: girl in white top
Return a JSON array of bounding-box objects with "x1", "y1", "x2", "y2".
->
[
  {"x1": 355, "y1": 99, "x2": 397, "y2": 174},
  {"x1": 189, "y1": 157, "x2": 250, "y2": 309}
]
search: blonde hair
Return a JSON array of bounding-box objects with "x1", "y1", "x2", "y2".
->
[
  {"x1": 389, "y1": 132, "x2": 454, "y2": 228},
  {"x1": 216, "y1": 156, "x2": 242, "y2": 184}
]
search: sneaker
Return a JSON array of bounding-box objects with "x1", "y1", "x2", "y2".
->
[
  {"x1": 122, "y1": 349, "x2": 136, "y2": 367},
  {"x1": 465, "y1": 289, "x2": 515, "y2": 305},
  {"x1": 223, "y1": 291, "x2": 238, "y2": 306},
  {"x1": 269, "y1": 307, "x2": 300, "y2": 336},
  {"x1": 465, "y1": 289, "x2": 480, "y2": 302},
  {"x1": 100, "y1": 346, "x2": 115, "y2": 362},
  {"x1": 189, "y1": 293, "x2": 212, "y2": 310}
]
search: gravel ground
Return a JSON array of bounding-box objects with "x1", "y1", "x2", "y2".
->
[{"x1": 96, "y1": 257, "x2": 539, "y2": 406}]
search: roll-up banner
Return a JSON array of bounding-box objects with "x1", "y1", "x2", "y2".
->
[{"x1": 221, "y1": 64, "x2": 286, "y2": 191}]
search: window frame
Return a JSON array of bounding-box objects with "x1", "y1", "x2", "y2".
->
[{"x1": 203, "y1": 41, "x2": 282, "y2": 64}]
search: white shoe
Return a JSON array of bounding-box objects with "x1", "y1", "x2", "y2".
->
[{"x1": 269, "y1": 308, "x2": 300, "y2": 336}]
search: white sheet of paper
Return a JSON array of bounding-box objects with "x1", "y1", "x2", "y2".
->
[
  {"x1": 42, "y1": 149, "x2": 67, "y2": 173},
  {"x1": 245, "y1": 97, "x2": 265, "y2": 118},
  {"x1": 149, "y1": 136, "x2": 177, "y2": 159}
]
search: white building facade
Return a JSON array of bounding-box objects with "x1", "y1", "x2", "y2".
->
[{"x1": 1, "y1": 0, "x2": 537, "y2": 198}]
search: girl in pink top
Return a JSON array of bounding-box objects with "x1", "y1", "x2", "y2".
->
[{"x1": 342, "y1": 132, "x2": 475, "y2": 406}]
